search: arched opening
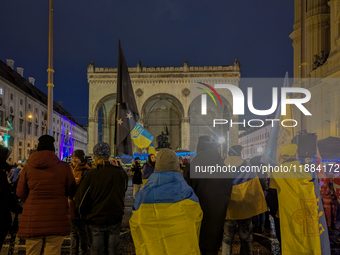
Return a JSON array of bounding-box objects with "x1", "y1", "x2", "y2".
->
[
  {"x1": 94, "y1": 94, "x2": 116, "y2": 145},
  {"x1": 189, "y1": 95, "x2": 231, "y2": 152},
  {"x1": 142, "y1": 94, "x2": 184, "y2": 150}
]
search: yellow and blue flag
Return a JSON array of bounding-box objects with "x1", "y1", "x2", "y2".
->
[
  {"x1": 261, "y1": 73, "x2": 330, "y2": 254},
  {"x1": 131, "y1": 123, "x2": 154, "y2": 148},
  {"x1": 129, "y1": 171, "x2": 203, "y2": 255},
  {"x1": 148, "y1": 142, "x2": 157, "y2": 155},
  {"x1": 224, "y1": 156, "x2": 267, "y2": 220}
]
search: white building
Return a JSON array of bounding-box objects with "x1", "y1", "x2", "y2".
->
[
  {"x1": 0, "y1": 59, "x2": 88, "y2": 163},
  {"x1": 239, "y1": 122, "x2": 272, "y2": 159}
]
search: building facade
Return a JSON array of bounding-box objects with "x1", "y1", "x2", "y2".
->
[
  {"x1": 290, "y1": 0, "x2": 340, "y2": 139},
  {"x1": 87, "y1": 60, "x2": 241, "y2": 155},
  {"x1": 239, "y1": 123, "x2": 272, "y2": 159},
  {"x1": 0, "y1": 59, "x2": 88, "y2": 163}
]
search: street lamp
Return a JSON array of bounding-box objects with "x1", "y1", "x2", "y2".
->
[
  {"x1": 28, "y1": 114, "x2": 33, "y2": 119},
  {"x1": 218, "y1": 137, "x2": 226, "y2": 144},
  {"x1": 218, "y1": 137, "x2": 226, "y2": 159}
]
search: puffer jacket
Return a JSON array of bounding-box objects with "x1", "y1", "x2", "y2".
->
[{"x1": 16, "y1": 150, "x2": 75, "y2": 238}]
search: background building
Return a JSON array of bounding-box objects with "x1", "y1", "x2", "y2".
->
[
  {"x1": 239, "y1": 123, "x2": 272, "y2": 159},
  {"x1": 87, "y1": 60, "x2": 241, "y2": 154},
  {"x1": 290, "y1": 0, "x2": 340, "y2": 139},
  {"x1": 0, "y1": 59, "x2": 88, "y2": 163}
]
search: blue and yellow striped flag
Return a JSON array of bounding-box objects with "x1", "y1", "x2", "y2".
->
[
  {"x1": 224, "y1": 157, "x2": 267, "y2": 220},
  {"x1": 130, "y1": 171, "x2": 202, "y2": 255},
  {"x1": 131, "y1": 123, "x2": 153, "y2": 148},
  {"x1": 148, "y1": 142, "x2": 157, "y2": 155}
]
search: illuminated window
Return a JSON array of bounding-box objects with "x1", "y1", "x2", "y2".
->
[{"x1": 0, "y1": 88, "x2": 3, "y2": 95}]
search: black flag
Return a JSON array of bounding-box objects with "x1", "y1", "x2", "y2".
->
[{"x1": 115, "y1": 41, "x2": 139, "y2": 163}]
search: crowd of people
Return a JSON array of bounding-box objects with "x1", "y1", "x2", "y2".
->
[{"x1": 0, "y1": 134, "x2": 337, "y2": 254}]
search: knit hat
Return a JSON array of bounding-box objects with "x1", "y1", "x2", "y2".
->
[
  {"x1": 228, "y1": 145, "x2": 243, "y2": 156},
  {"x1": 155, "y1": 148, "x2": 180, "y2": 172},
  {"x1": 73, "y1": 150, "x2": 85, "y2": 162},
  {"x1": 196, "y1": 136, "x2": 219, "y2": 153},
  {"x1": 280, "y1": 143, "x2": 298, "y2": 159},
  {"x1": 37, "y1": 135, "x2": 55, "y2": 152},
  {"x1": 93, "y1": 142, "x2": 111, "y2": 159}
]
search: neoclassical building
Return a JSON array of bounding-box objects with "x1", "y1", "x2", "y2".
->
[
  {"x1": 290, "y1": 0, "x2": 340, "y2": 138},
  {"x1": 87, "y1": 60, "x2": 241, "y2": 155},
  {"x1": 0, "y1": 59, "x2": 88, "y2": 163}
]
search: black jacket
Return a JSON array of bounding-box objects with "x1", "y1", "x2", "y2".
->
[
  {"x1": 183, "y1": 149, "x2": 232, "y2": 254},
  {"x1": 131, "y1": 163, "x2": 142, "y2": 184},
  {"x1": 75, "y1": 162, "x2": 128, "y2": 225},
  {"x1": 0, "y1": 162, "x2": 22, "y2": 246}
]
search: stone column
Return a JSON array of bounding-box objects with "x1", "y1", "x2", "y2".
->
[
  {"x1": 181, "y1": 117, "x2": 190, "y2": 151},
  {"x1": 88, "y1": 117, "x2": 98, "y2": 155},
  {"x1": 229, "y1": 115, "x2": 239, "y2": 147},
  {"x1": 102, "y1": 124, "x2": 110, "y2": 143}
]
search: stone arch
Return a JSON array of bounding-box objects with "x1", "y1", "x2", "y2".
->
[
  {"x1": 188, "y1": 94, "x2": 236, "y2": 152},
  {"x1": 141, "y1": 93, "x2": 184, "y2": 150},
  {"x1": 93, "y1": 93, "x2": 116, "y2": 122}
]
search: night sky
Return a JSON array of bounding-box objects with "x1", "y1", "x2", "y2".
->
[{"x1": 0, "y1": 0, "x2": 294, "y2": 125}]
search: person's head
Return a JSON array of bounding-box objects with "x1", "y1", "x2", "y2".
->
[
  {"x1": 183, "y1": 158, "x2": 189, "y2": 165},
  {"x1": 0, "y1": 145, "x2": 11, "y2": 162},
  {"x1": 280, "y1": 143, "x2": 298, "y2": 161},
  {"x1": 155, "y1": 149, "x2": 180, "y2": 172},
  {"x1": 250, "y1": 155, "x2": 262, "y2": 167},
  {"x1": 228, "y1": 145, "x2": 243, "y2": 157},
  {"x1": 72, "y1": 150, "x2": 85, "y2": 166},
  {"x1": 327, "y1": 173, "x2": 335, "y2": 183},
  {"x1": 196, "y1": 136, "x2": 219, "y2": 153},
  {"x1": 92, "y1": 142, "x2": 111, "y2": 169},
  {"x1": 109, "y1": 156, "x2": 117, "y2": 166},
  {"x1": 148, "y1": 154, "x2": 156, "y2": 163},
  {"x1": 37, "y1": 135, "x2": 55, "y2": 152},
  {"x1": 135, "y1": 157, "x2": 140, "y2": 164}
]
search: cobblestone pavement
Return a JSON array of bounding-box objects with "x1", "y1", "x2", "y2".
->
[{"x1": 3, "y1": 179, "x2": 338, "y2": 254}]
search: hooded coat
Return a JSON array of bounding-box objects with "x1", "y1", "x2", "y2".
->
[{"x1": 16, "y1": 151, "x2": 75, "y2": 238}]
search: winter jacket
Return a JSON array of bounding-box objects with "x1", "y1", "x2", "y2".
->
[
  {"x1": 142, "y1": 163, "x2": 154, "y2": 179},
  {"x1": 16, "y1": 150, "x2": 75, "y2": 238},
  {"x1": 183, "y1": 148, "x2": 232, "y2": 254},
  {"x1": 0, "y1": 163, "x2": 22, "y2": 246},
  {"x1": 75, "y1": 161, "x2": 128, "y2": 225},
  {"x1": 131, "y1": 163, "x2": 142, "y2": 184},
  {"x1": 69, "y1": 163, "x2": 90, "y2": 220}
]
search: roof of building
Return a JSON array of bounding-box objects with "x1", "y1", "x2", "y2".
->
[{"x1": 0, "y1": 59, "x2": 84, "y2": 130}]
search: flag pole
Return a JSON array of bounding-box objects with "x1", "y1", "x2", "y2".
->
[
  {"x1": 300, "y1": 0, "x2": 307, "y2": 132},
  {"x1": 47, "y1": 0, "x2": 54, "y2": 135}
]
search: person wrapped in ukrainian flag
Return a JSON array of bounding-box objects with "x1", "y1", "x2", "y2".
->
[
  {"x1": 129, "y1": 148, "x2": 203, "y2": 255},
  {"x1": 270, "y1": 143, "x2": 330, "y2": 255}
]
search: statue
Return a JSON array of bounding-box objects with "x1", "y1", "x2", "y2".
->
[{"x1": 157, "y1": 124, "x2": 171, "y2": 149}]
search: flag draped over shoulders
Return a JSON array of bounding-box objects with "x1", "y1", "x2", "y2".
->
[
  {"x1": 129, "y1": 171, "x2": 202, "y2": 255},
  {"x1": 225, "y1": 157, "x2": 267, "y2": 220}
]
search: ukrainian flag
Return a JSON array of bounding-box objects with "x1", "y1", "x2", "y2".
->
[
  {"x1": 129, "y1": 171, "x2": 203, "y2": 255},
  {"x1": 148, "y1": 142, "x2": 157, "y2": 155},
  {"x1": 131, "y1": 123, "x2": 154, "y2": 148},
  {"x1": 273, "y1": 163, "x2": 330, "y2": 255},
  {"x1": 224, "y1": 156, "x2": 267, "y2": 220}
]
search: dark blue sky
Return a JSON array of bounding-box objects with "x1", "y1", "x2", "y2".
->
[{"x1": 0, "y1": 0, "x2": 294, "y2": 125}]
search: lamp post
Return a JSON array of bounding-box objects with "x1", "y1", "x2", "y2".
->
[
  {"x1": 47, "y1": 0, "x2": 54, "y2": 136},
  {"x1": 218, "y1": 137, "x2": 226, "y2": 159}
]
